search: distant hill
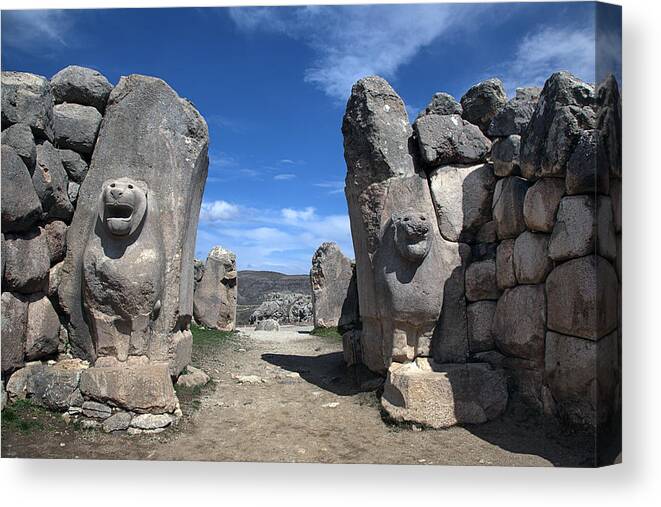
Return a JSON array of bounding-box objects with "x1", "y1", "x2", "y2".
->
[{"x1": 236, "y1": 270, "x2": 311, "y2": 324}]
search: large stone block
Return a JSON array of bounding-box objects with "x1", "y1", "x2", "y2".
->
[
  {"x1": 493, "y1": 284, "x2": 546, "y2": 362},
  {"x1": 491, "y1": 135, "x2": 520, "y2": 177},
  {"x1": 513, "y1": 231, "x2": 552, "y2": 284},
  {"x1": 565, "y1": 129, "x2": 609, "y2": 195},
  {"x1": 544, "y1": 330, "x2": 618, "y2": 427},
  {"x1": 467, "y1": 301, "x2": 496, "y2": 353},
  {"x1": 492, "y1": 176, "x2": 530, "y2": 239},
  {"x1": 43, "y1": 220, "x2": 68, "y2": 265},
  {"x1": 1, "y1": 145, "x2": 42, "y2": 233},
  {"x1": 2, "y1": 229, "x2": 50, "y2": 294},
  {"x1": 523, "y1": 178, "x2": 565, "y2": 232},
  {"x1": 310, "y1": 242, "x2": 355, "y2": 329},
  {"x1": 79, "y1": 363, "x2": 177, "y2": 413},
  {"x1": 496, "y1": 239, "x2": 517, "y2": 289},
  {"x1": 610, "y1": 178, "x2": 622, "y2": 233},
  {"x1": 193, "y1": 245, "x2": 237, "y2": 331},
  {"x1": 25, "y1": 294, "x2": 60, "y2": 361},
  {"x1": 50, "y1": 65, "x2": 113, "y2": 112},
  {"x1": 1, "y1": 292, "x2": 29, "y2": 375},
  {"x1": 58, "y1": 149, "x2": 89, "y2": 183},
  {"x1": 381, "y1": 361, "x2": 508, "y2": 428},
  {"x1": 1, "y1": 122, "x2": 36, "y2": 170},
  {"x1": 488, "y1": 87, "x2": 540, "y2": 137},
  {"x1": 460, "y1": 78, "x2": 507, "y2": 133},
  {"x1": 465, "y1": 259, "x2": 500, "y2": 302},
  {"x1": 417, "y1": 92, "x2": 463, "y2": 117},
  {"x1": 520, "y1": 72, "x2": 595, "y2": 180},
  {"x1": 596, "y1": 75, "x2": 621, "y2": 179},
  {"x1": 546, "y1": 256, "x2": 618, "y2": 340},
  {"x1": 429, "y1": 163, "x2": 495, "y2": 242},
  {"x1": 1, "y1": 71, "x2": 53, "y2": 140},
  {"x1": 52, "y1": 103, "x2": 103, "y2": 155},
  {"x1": 414, "y1": 114, "x2": 491, "y2": 166},
  {"x1": 34, "y1": 141, "x2": 74, "y2": 222},
  {"x1": 59, "y1": 74, "x2": 208, "y2": 363}
]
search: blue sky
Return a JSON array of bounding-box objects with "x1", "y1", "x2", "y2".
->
[{"x1": 1, "y1": 3, "x2": 620, "y2": 274}]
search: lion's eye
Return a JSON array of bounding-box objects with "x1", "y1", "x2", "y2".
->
[
  {"x1": 420, "y1": 216, "x2": 426, "y2": 220},
  {"x1": 404, "y1": 217, "x2": 409, "y2": 222},
  {"x1": 110, "y1": 183, "x2": 116, "y2": 188},
  {"x1": 128, "y1": 184, "x2": 133, "y2": 189}
]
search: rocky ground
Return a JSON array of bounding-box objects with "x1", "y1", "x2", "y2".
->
[{"x1": 1, "y1": 325, "x2": 601, "y2": 466}]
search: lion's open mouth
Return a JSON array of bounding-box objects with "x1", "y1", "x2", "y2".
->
[{"x1": 105, "y1": 202, "x2": 134, "y2": 220}]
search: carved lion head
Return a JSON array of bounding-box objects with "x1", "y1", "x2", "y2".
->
[
  {"x1": 391, "y1": 208, "x2": 432, "y2": 263},
  {"x1": 98, "y1": 177, "x2": 148, "y2": 237}
]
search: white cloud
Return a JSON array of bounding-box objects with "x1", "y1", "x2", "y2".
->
[
  {"x1": 200, "y1": 200, "x2": 241, "y2": 222},
  {"x1": 2, "y1": 10, "x2": 75, "y2": 53},
  {"x1": 229, "y1": 4, "x2": 479, "y2": 101},
  {"x1": 273, "y1": 173, "x2": 296, "y2": 181},
  {"x1": 314, "y1": 180, "x2": 345, "y2": 195},
  {"x1": 281, "y1": 206, "x2": 316, "y2": 223}
]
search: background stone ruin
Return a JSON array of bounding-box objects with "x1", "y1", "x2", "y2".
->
[{"x1": 193, "y1": 245, "x2": 238, "y2": 331}]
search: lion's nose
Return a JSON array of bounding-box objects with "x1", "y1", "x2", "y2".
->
[{"x1": 110, "y1": 188, "x2": 123, "y2": 200}]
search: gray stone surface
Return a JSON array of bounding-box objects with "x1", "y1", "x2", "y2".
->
[
  {"x1": 417, "y1": 92, "x2": 463, "y2": 117},
  {"x1": 492, "y1": 176, "x2": 529, "y2": 239},
  {"x1": 68, "y1": 181, "x2": 80, "y2": 205},
  {"x1": 467, "y1": 301, "x2": 496, "y2": 353},
  {"x1": 565, "y1": 129, "x2": 609, "y2": 195},
  {"x1": 176, "y1": 365, "x2": 210, "y2": 388},
  {"x1": 193, "y1": 245, "x2": 237, "y2": 331},
  {"x1": 12, "y1": 360, "x2": 87, "y2": 410},
  {"x1": 58, "y1": 149, "x2": 89, "y2": 183},
  {"x1": 59, "y1": 74, "x2": 208, "y2": 364},
  {"x1": 491, "y1": 135, "x2": 520, "y2": 177},
  {"x1": 414, "y1": 114, "x2": 491, "y2": 166},
  {"x1": 546, "y1": 256, "x2": 618, "y2": 340},
  {"x1": 523, "y1": 178, "x2": 565, "y2": 232},
  {"x1": 34, "y1": 141, "x2": 74, "y2": 222},
  {"x1": 520, "y1": 72, "x2": 595, "y2": 180},
  {"x1": 496, "y1": 239, "x2": 517, "y2": 289},
  {"x1": 548, "y1": 196, "x2": 596, "y2": 261},
  {"x1": 428, "y1": 163, "x2": 495, "y2": 243},
  {"x1": 3, "y1": 229, "x2": 50, "y2": 293},
  {"x1": 50, "y1": 65, "x2": 113, "y2": 112},
  {"x1": 24, "y1": 294, "x2": 60, "y2": 360},
  {"x1": 1, "y1": 292, "x2": 28, "y2": 375},
  {"x1": 310, "y1": 242, "x2": 355, "y2": 329},
  {"x1": 513, "y1": 231, "x2": 552, "y2": 284},
  {"x1": 130, "y1": 413, "x2": 173, "y2": 430},
  {"x1": 488, "y1": 87, "x2": 541, "y2": 137},
  {"x1": 381, "y1": 361, "x2": 508, "y2": 428},
  {"x1": 1, "y1": 122, "x2": 36, "y2": 170},
  {"x1": 255, "y1": 318, "x2": 280, "y2": 331},
  {"x1": 460, "y1": 78, "x2": 507, "y2": 133},
  {"x1": 102, "y1": 411, "x2": 132, "y2": 432},
  {"x1": 43, "y1": 220, "x2": 68, "y2": 265},
  {"x1": 1, "y1": 71, "x2": 53, "y2": 140},
  {"x1": 1, "y1": 145, "x2": 42, "y2": 232},
  {"x1": 596, "y1": 75, "x2": 621, "y2": 179},
  {"x1": 249, "y1": 292, "x2": 312, "y2": 325},
  {"x1": 610, "y1": 178, "x2": 622, "y2": 233},
  {"x1": 52, "y1": 103, "x2": 103, "y2": 155},
  {"x1": 82, "y1": 400, "x2": 112, "y2": 419},
  {"x1": 597, "y1": 196, "x2": 618, "y2": 261},
  {"x1": 465, "y1": 259, "x2": 500, "y2": 302},
  {"x1": 493, "y1": 284, "x2": 546, "y2": 362},
  {"x1": 544, "y1": 330, "x2": 618, "y2": 426}
]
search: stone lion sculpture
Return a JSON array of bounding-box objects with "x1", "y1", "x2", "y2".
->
[
  {"x1": 82, "y1": 177, "x2": 165, "y2": 362},
  {"x1": 376, "y1": 208, "x2": 445, "y2": 363}
]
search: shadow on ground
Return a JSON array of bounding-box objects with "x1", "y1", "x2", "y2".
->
[{"x1": 262, "y1": 351, "x2": 383, "y2": 396}]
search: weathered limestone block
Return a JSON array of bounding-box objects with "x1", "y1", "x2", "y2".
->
[
  {"x1": 596, "y1": 75, "x2": 621, "y2": 179},
  {"x1": 414, "y1": 114, "x2": 491, "y2": 166},
  {"x1": 58, "y1": 149, "x2": 89, "y2": 183},
  {"x1": 168, "y1": 329, "x2": 192, "y2": 377},
  {"x1": 476, "y1": 220, "x2": 497, "y2": 243},
  {"x1": 50, "y1": 65, "x2": 113, "y2": 113},
  {"x1": 1, "y1": 292, "x2": 29, "y2": 375},
  {"x1": 25, "y1": 294, "x2": 60, "y2": 360},
  {"x1": 520, "y1": 72, "x2": 595, "y2": 180},
  {"x1": 59, "y1": 74, "x2": 208, "y2": 364},
  {"x1": 493, "y1": 284, "x2": 546, "y2": 362},
  {"x1": 428, "y1": 163, "x2": 495, "y2": 243},
  {"x1": 79, "y1": 363, "x2": 177, "y2": 413},
  {"x1": 417, "y1": 92, "x2": 463, "y2": 117},
  {"x1": 82, "y1": 400, "x2": 112, "y2": 419},
  {"x1": 249, "y1": 292, "x2": 312, "y2": 324},
  {"x1": 597, "y1": 196, "x2": 618, "y2": 261},
  {"x1": 34, "y1": 141, "x2": 74, "y2": 222},
  {"x1": 1, "y1": 145, "x2": 42, "y2": 232},
  {"x1": 546, "y1": 256, "x2": 618, "y2": 340},
  {"x1": 513, "y1": 231, "x2": 552, "y2": 284},
  {"x1": 492, "y1": 176, "x2": 529, "y2": 239},
  {"x1": 255, "y1": 318, "x2": 279, "y2": 331},
  {"x1": 460, "y1": 78, "x2": 507, "y2": 133},
  {"x1": 310, "y1": 242, "x2": 355, "y2": 328},
  {"x1": 488, "y1": 87, "x2": 541, "y2": 137},
  {"x1": 523, "y1": 178, "x2": 565, "y2": 232},
  {"x1": 467, "y1": 301, "x2": 496, "y2": 353},
  {"x1": 102, "y1": 411, "x2": 132, "y2": 432},
  {"x1": 465, "y1": 259, "x2": 500, "y2": 301},
  {"x1": 610, "y1": 178, "x2": 622, "y2": 233},
  {"x1": 193, "y1": 245, "x2": 237, "y2": 331},
  {"x1": 381, "y1": 361, "x2": 508, "y2": 428},
  {"x1": 491, "y1": 135, "x2": 520, "y2": 177},
  {"x1": 176, "y1": 365, "x2": 210, "y2": 389},
  {"x1": 496, "y1": 239, "x2": 517, "y2": 289},
  {"x1": 1, "y1": 122, "x2": 36, "y2": 170},
  {"x1": 68, "y1": 181, "x2": 80, "y2": 205},
  {"x1": 565, "y1": 129, "x2": 609, "y2": 195},
  {"x1": 53, "y1": 103, "x2": 103, "y2": 155},
  {"x1": 3, "y1": 229, "x2": 50, "y2": 293},
  {"x1": 43, "y1": 220, "x2": 68, "y2": 265},
  {"x1": 1, "y1": 71, "x2": 53, "y2": 140},
  {"x1": 131, "y1": 413, "x2": 173, "y2": 430},
  {"x1": 193, "y1": 259, "x2": 205, "y2": 287},
  {"x1": 544, "y1": 330, "x2": 618, "y2": 426}
]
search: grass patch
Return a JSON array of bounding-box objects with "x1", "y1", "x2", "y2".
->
[
  {"x1": 310, "y1": 326, "x2": 343, "y2": 340},
  {"x1": 191, "y1": 323, "x2": 236, "y2": 347},
  {"x1": 1, "y1": 399, "x2": 46, "y2": 434}
]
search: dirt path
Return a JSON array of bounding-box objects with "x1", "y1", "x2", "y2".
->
[{"x1": 1, "y1": 325, "x2": 597, "y2": 466}]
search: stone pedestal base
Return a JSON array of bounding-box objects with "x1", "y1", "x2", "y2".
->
[{"x1": 381, "y1": 359, "x2": 508, "y2": 428}]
